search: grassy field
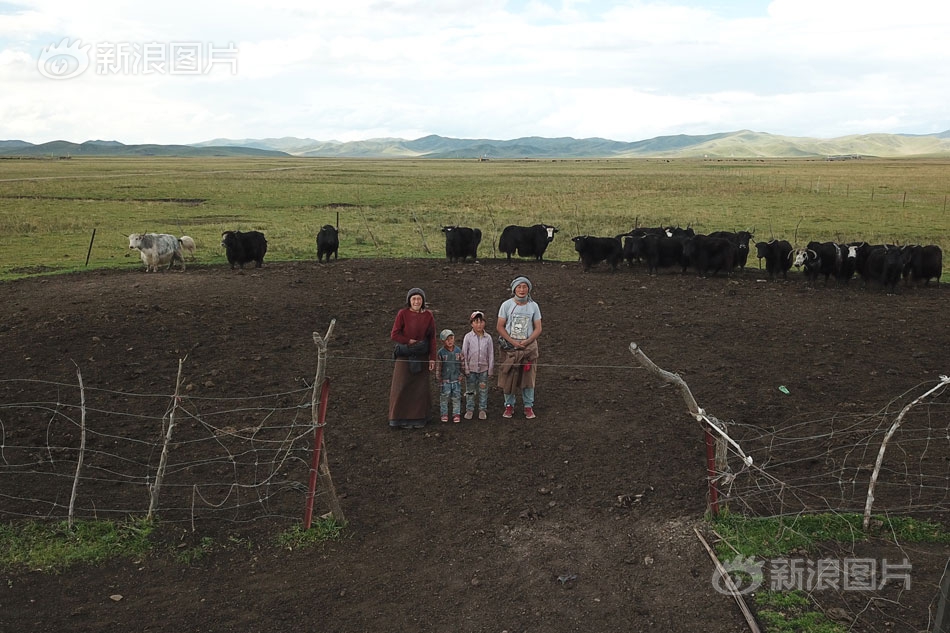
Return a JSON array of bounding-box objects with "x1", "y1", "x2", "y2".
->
[{"x1": 0, "y1": 155, "x2": 948, "y2": 280}]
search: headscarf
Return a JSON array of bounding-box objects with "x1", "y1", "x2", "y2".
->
[
  {"x1": 406, "y1": 287, "x2": 426, "y2": 308},
  {"x1": 510, "y1": 276, "x2": 532, "y2": 302}
]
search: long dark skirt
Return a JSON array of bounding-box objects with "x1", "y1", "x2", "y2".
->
[{"x1": 388, "y1": 360, "x2": 431, "y2": 428}]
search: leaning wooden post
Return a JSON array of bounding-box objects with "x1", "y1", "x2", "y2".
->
[
  {"x1": 487, "y1": 206, "x2": 498, "y2": 258},
  {"x1": 84, "y1": 228, "x2": 96, "y2": 267},
  {"x1": 695, "y1": 527, "x2": 762, "y2": 633},
  {"x1": 863, "y1": 375, "x2": 950, "y2": 530},
  {"x1": 628, "y1": 343, "x2": 720, "y2": 515},
  {"x1": 628, "y1": 343, "x2": 752, "y2": 517},
  {"x1": 410, "y1": 211, "x2": 432, "y2": 254},
  {"x1": 704, "y1": 427, "x2": 720, "y2": 515},
  {"x1": 317, "y1": 442, "x2": 345, "y2": 524},
  {"x1": 148, "y1": 357, "x2": 185, "y2": 522},
  {"x1": 68, "y1": 364, "x2": 88, "y2": 529},
  {"x1": 305, "y1": 319, "x2": 346, "y2": 527}
]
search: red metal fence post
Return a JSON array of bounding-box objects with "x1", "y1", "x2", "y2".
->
[{"x1": 303, "y1": 377, "x2": 330, "y2": 530}]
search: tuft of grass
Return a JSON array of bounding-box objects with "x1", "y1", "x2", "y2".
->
[
  {"x1": 711, "y1": 510, "x2": 950, "y2": 560},
  {"x1": 0, "y1": 517, "x2": 154, "y2": 571},
  {"x1": 173, "y1": 535, "x2": 216, "y2": 564},
  {"x1": 755, "y1": 591, "x2": 846, "y2": 633},
  {"x1": 275, "y1": 517, "x2": 346, "y2": 550}
]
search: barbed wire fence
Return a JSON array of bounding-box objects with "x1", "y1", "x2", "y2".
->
[
  {"x1": 629, "y1": 342, "x2": 950, "y2": 521},
  {"x1": 0, "y1": 324, "x2": 344, "y2": 531},
  {"x1": 717, "y1": 377, "x2": 950, "y2": 522},
  {"x1": 628, "y1": 342, "x2": 949, "y2": 633},
  {"x1": 1, "y1": 338, "x2": 947, "y2": 534}
]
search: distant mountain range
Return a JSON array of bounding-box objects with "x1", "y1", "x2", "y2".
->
[
  {"x1": 0, "y1": 139, "x2": 287, "y2": 158},
  {"x1": 3, "y1": 130, "x2": 950, "y2": 159}
]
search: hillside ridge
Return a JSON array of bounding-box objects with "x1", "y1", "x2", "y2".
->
[{"x1": 4, "y1": 130, "x2": 950, "y2": 158}]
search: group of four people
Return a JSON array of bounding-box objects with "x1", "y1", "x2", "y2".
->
[{"x1": 388, "y1": 276, "x2": 542, "y2": 429}]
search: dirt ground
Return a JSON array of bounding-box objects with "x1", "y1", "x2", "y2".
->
[{"x1": 0, "y1": 256, "x2": 948, "y2": 633}]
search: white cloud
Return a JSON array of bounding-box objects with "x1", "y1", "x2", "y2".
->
[{"x1": 0, "y1": 0, "x2": 948, "y2": 143}]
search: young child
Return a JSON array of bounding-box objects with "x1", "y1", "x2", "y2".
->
[
  {"x1": 462, "y1": 311, "x2": 494, "y2": 420},
  {"x1": 436, "y1": 329, "x2": 464, "y2": 423}
]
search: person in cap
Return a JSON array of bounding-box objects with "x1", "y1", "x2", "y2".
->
[
  {"x1": 462, "y1": 310, "x2": 494, "y2": 420},
  {"x1": 496, "y1": 276, "x2": 542, "y2": 419},
  {"x1": 435, "y1": 329, "x2": 464, "y2": 423},
  {"x1": 388, "y1": 287, "x2": 436, "y2": 429}
]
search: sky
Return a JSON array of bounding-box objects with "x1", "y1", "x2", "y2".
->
[{"x1": 1, "y1": 0, "x2": 948, "y2": 145}]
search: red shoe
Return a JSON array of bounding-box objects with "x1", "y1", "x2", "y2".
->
[
  {"x1": 503, "y1": 405, "x2": 514, "y2": 419},
  {"x1": 440, "y1": 414, "x2": 449, "y2": 423},
  {"x1": 524, "y1": 407, "x2": 536, "y2": 419},
  {"x1": 453, "y1": 414, "x2": 461, "y2": 424}
]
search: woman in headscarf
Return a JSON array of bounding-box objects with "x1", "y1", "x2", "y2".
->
[
  {"x1": 496, "y1": 276, "x2": 542, "y2": 419},
  {"x1": 388, "y1": 287, "x2": 437, "y2": 428}
]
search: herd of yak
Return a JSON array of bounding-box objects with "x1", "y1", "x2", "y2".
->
[
  {"x1": 127, "y1": 222, "x2": 942, "y2": 290},
  {"x1": 441, "y1": 223, "x2": 943, "y2": 291}
]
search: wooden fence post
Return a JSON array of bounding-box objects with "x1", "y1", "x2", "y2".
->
[
  {"x1": 487, "y1": 207, "x2": 498, "y2": 258},
  {"x1": 148, "y1": 357, "x2": 186, "y2": 522},
  {"x1": 68, "y1": 364, "x2": 87, "y2": 529},
  {"x1": 305, "y1": 319, "x2": 346, "y2": 527},
  {"x1": 628, "y1": 343, "x2": 752, "y2": 517},
  {"x1": 85, "y1": 228, "x2": 96, "y2": 267},
  {"x1": 863, "y1": 375, "x2": 950, "y2": 530},
  {"x1": 411, "y1": 211, "x2": 432, "y2": 254}
]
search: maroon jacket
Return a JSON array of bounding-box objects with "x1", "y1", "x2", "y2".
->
[{"x1": 391, "y1": 308, "x2": 436, "y2": 362}]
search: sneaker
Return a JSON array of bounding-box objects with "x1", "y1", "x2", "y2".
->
[
  {"x1": 440, "y1": 414, "x2": 449, "y2": 423},
  {"x1": 478, "y1": 410, "x2": 487, "y2": 420},
  {"x1": 464, "y1": 410, "x2": 474, "y2": 420},
  {"x1": 453, "y1": 414, "x2": 461, "y2": 424},
  {"x1": 503, "y1": 405, "x2": 514, "y2": 419},
  {"x1": 524, "y1": 407, "x2": 536, "y2": 419}
]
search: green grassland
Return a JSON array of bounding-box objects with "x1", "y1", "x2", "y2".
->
[{"x1": 0, "y1": 156, "x2": 948, "y2": 280}]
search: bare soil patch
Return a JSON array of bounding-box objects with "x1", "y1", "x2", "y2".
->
[{"x1": 1, "y1": 258, "x2": 947, "y2": 633}]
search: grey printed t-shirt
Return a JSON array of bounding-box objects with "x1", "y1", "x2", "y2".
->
[{"x1": 498, "y1": 298, "x2": 541, "y2": 340}]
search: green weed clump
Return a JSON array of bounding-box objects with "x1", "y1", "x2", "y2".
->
[
  {"x1": 754, "y1": 591, "x2": 846, "y2": 633},
  {"x1": 709, "y1": 513, "x2": 947, "y2": 632},
  {"x1": 275, "y1": 518, "x2": 346, "y2": 550},
  {"x1": 711, "y1": 511, "x2": 949, "y2": 560},
  {"x1": 0, "y1": 517, "x2": 154, "y2": 571}
]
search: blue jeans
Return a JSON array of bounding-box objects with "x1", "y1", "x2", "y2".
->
[
  {"x1": 440, "y1": 380, "x2": 462, "y2": 417},
  {"x1": 503, "y1": 387, "x2": 534, "y2": 408},
  {"x1": 465, "y1": 371, "x2": 489, "y2": 412}
]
